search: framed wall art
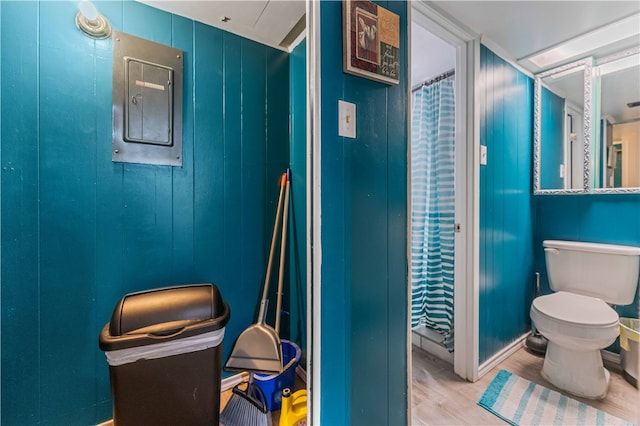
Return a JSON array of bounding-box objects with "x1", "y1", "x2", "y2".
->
[{"x1": 343, "y1": 0, "x2": 400, "y2": 85}]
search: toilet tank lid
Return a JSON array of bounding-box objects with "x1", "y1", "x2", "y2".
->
[{"x1": 543, "y1": 240, "x2": 640, "y2": 256}]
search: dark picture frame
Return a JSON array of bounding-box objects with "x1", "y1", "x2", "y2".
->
[{"x1": 343, "y1": 0, "x2": 400, "y2": 85}]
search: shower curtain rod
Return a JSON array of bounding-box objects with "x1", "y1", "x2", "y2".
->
[{"x1": 411, "y1": 69, "x2": 455, "y2": 93}]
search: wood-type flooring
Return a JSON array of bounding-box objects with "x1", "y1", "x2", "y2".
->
[{"x1": 411, "y1": 345, "x2": 639, "y2": 425}]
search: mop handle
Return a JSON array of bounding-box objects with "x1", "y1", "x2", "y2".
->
[
  {"x1": 275, "y1": 169, "x2": 291, "y2": 334},
  {"x1": 258, "y1": 172, "x2": 287, "y2": 324}
]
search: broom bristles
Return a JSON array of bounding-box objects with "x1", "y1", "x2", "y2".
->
[{"x1": 220, "y1": 387, "x2": 271, "y2": 426}]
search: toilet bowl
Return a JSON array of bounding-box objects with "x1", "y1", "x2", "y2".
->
[
  {"x1": 531, "y1": 240, "x2": 640, "y2": 400},
  {"x1": 531, "y1": 291, "x2": 620, "y2": 399}
]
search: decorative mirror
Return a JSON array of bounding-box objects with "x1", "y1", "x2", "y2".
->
[
  {"x1": 534, "y1": 58, "x2": 593, "y2": 194},
  {"x1": 593, "y1": 47, "x2": 640, "y2": 193}
]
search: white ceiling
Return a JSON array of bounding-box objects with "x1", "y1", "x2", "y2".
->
[
  {"x1": 430, "y1": 1, "x2": 640, "y2": 73},
  {"x1": 415, "y1": 1, "x2": 640, "y2": 123},
  {"x1": 137, "y1": 0, "x2": 306, "y2": 51}
]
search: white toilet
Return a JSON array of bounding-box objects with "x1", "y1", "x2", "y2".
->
[{"x1": 530, "y1": 240, "x2": 640, "y2": 399}]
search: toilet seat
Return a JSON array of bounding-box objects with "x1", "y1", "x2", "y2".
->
[{"x1": 531, "y1": 291, "x2": 618, "y2": 328}]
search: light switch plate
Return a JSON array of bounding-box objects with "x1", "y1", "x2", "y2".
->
[
  {"x1": 338, "y1": 100, "x2": 356, "y2": 138},
  {"x1": 480, "y1": 145, "x2": 487, "y2": 165}
]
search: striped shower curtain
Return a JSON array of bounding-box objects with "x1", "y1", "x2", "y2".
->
[{"x1": 410, "y1": 78, "x2": 455, "y2": 351}]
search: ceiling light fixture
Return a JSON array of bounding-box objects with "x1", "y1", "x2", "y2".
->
[
  {"x1": 75, "y1": 0, "x2": 112, "y2": 39},
  {"x1": 522, "y1": 13, "x2": 640, "y2": 69}
]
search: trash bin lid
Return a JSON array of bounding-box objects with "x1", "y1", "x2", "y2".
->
[{"x1": 99, "y1": 283, "x2": 230, "y2": 351}]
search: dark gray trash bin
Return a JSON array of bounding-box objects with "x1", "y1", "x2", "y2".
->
[{"x1": 99, "y1": 283, "x2": 230, "y2": 426}]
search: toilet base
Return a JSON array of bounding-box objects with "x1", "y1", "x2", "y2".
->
[{"x1": 541, "y1": 341, "x2": 610, "y2": 399}]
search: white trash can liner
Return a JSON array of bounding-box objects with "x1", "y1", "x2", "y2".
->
[{"x1": 105, "y1": 328, "x2": 225, "y2": 366}]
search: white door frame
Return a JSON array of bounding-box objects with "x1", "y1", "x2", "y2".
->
[
  {"x1": 409, "y1": 2, "x2": 481, "y2": 385},
  {"x1": 307, "y1": 1, "x2": 321, "y2": 425}
]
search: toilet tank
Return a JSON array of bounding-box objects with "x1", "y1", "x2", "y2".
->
[{"x1": 544, "y1": 240, "x2": 640, "y2": 305}]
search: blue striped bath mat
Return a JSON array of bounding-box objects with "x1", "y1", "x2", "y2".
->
[{"x1": 478, "y1": 370, "x2": 636, "y2": 426}]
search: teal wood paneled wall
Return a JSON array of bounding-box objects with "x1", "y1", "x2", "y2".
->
[
  {"x1": 479, "y1": 45, "x2": 534, "y2": 364},
  {"x1": 319, "y1": 2, "x2": 408, "y2": 425},
  {"x1": 534, "y1": 194, "x2": 640, "y2": 333},
  {"x1": 286, "y1": 39, "x2": 307, "y2": 351},
  {"x1": 0, "y1": 1, "x2": 289, "y2": 424}
]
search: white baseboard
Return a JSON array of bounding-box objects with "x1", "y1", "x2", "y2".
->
[
  {"x1": 475, "y1": 336, "x2": 621, "y2": 380},
  {"x1": 222, "y1": 366, "x2": 308, "y2": 391},
  {"x1": 221, "y1": 371, "x2": 250, "y2": 391},
  {"x1": 296, "y1": 365, "x2": 308, "y2": 383},
  {"x1": 478, "y1": 333, "x2": 528, "y2": 379},
  {"x1": 601, "y1": 349, "x2": 620, "y2": 366},
  {"x1": 411, "y1": 327, "x2": 454, "y2": 364}
]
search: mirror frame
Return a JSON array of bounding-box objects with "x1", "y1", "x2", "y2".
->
[
  {"x1": 593, "y1": 46, "x2": 640, "y2": 194},
  {"x1": 533, "y1": 57, "x2": 592, "y2": 195}
]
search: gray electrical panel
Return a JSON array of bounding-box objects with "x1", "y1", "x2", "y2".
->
[{"x1": 112, "y1": 30, "x2": 183, "y2": 166}]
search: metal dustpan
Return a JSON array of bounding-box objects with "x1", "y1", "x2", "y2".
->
[
  {"x1": 225, "y1": 293, "x2": 283, "y2": 374},
  {"x1": 225, "y1": 322, "x2": 283, "y2": 374},
  {"x1": 226, "y1": 172, "x2": 290, "y2": 375}
]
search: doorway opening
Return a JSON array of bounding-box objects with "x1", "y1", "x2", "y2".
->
[
  {"x1": 408, "y1": 4, "x2": 479, "y2": 422},
  {"x1": 409, "y1": 21, "x2": 457, "y2": 364}
]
